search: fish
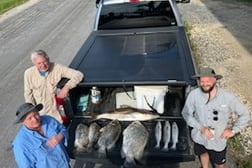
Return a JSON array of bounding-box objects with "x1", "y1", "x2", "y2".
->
[
  {"x1": 94, "y1": 107, "x2": 160, "y2": 121},
  {"x1": 87, "y1": 122, "x2": 101, "y2": 150},
  {"x1": 74, "y1": 123, "x2": 89, "y2": 151},
  {"x1": 97, "y1": 120, "x2": 122, "y2": 154},
  {"x1": 162, "y1": 120, "x2": 171, "y2": 151},
  {"x1": 170, "y1": 121, "x2": 179, "y2": 150},
  {"x1": 121, "y1": 121, "x2": 149, "y2": 168},
  {"x1": 154, "y1": 121, "x2": 162, "y2": 149}
]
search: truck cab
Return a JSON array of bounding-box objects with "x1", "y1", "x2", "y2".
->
[{"x1": 64, "y1": 0, "x2": 196, "y2": 167}]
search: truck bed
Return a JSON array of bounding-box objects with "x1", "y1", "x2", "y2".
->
[
  {"x1": 70, "y1": 27, "x2": 196, "y2": 86},
  {"x1": 65, "y1": 0, "x2": 197, "y2": 167},
  {"x1": 65, "y1": 85, "x2": 195, "y2": 167}
]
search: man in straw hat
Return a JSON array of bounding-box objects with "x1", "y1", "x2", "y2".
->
[
  {"x1": 182, "y1": 67, "x2": 249, "y2": 168},
  {"x1": 12, "y1": 103, "x2": 70, "y2": 168}
]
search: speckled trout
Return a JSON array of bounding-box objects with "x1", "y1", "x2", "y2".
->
[{"x1": 171, "y1": 121, "x2": 179, "y2": 150}]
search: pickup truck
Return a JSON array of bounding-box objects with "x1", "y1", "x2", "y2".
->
[{"x1": 64, "y1": 0, "x2": 197, "y2": 167}]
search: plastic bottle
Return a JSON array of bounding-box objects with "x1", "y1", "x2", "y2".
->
[
  {"x1": 58, "y1": 105, "x2": 69, "y2": 124},
  {"x1": 58, "y1": 105, "x2": 66, "y2": 116},
  {"x1": 91, "y1": 86, "x2": 101, "y2": 104}
]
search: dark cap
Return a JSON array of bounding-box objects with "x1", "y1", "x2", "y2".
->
[
  {"x1": 192, "y1": 67, "x2": 223, "y2": 80},
  {"x1": 15, "y1": 103, "x2": 43, "y2": 124}
]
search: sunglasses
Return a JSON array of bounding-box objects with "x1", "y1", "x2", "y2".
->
[{"x1": 213, "y1": 110, "x2": 218, "y2": 121}]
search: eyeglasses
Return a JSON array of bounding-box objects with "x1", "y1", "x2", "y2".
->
[{"x1": 213, "y1": 110, "x2": 218, "y2": 121}]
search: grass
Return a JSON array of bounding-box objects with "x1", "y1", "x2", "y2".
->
[
  {"x1": 228, "y1": 135, "x2": 252, "y2": 168},
  {"x1": 184, "y1": 21, "x2": 202, "y2": 67},
  {"x1": 0, "y1": 0, "x2": 28, "y2": 15}
]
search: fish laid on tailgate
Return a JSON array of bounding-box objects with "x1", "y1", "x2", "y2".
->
[
  {"x1": 87, "y1": 122, "x2": 101, "y2": 150},
  {"x1": 121, "y1": 121, "x2": 149, "y2": 168},
  {"x1": 162, "y1": 120, "x2": 171, "y2": 151},
  {"x1": 155, "y1": 121, "x2": 162, "y2": 149},
  {"x1": 171, "y1": 122, "x2": 179, "y2": 150},
  {"x1": 74, "y1": 123, "x2": 89, "y2": 152},
  {"x1": 95, "y1": 107, "x2": 160, "y2": 121},
  {"x1": 97, "y1": 120, "x2": 122, "y2": 154}
]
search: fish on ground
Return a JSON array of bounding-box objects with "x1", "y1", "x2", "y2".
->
[
  {"x1": 155, "y1": 121, "x2": 162, "y2": 149},
  {"x1": 94, "y1": 107, "x2": 160, "y2": 121},
  {"x1": 121, "y1": 121, "x2": 149, "y2": 168},
  {"x1": 162, "y1": 120, "x2": 171, "y2": 151},
  {"x1": 87, "y1": 122, "x2": 101, "y2": 150},
  {"x1": 170, "y1": 121, "x2": 179, "y2": 150},
  {"x1": 97, "y1": 120, "x2": 122, "y2": 154},
  {"x1": 74, "y1": 123, "x2": 89, "y2": 152}
]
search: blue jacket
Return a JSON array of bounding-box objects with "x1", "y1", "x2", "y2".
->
[{"x1": 12, "y1": 115, "x2": 70, "y2": 168}]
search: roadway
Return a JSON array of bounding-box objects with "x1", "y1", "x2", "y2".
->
[{"x1": 0, "y1": 0, "x2": 96, "y2": 167}]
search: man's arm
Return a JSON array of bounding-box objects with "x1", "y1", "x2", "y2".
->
[
  {"x1": 47, "y1": 116, "x2": 69, "y2": 146},
  {"x1": 56, "y1": 64, "x2": 84, "y2": 98},
  {"x1": 59, "y1": 64, "x2": 84, "y2": 89},
  {"x1": 230, "y1": 94, "x2": 250, "y2": 133},
  {"x1": 24, "y1": 70, "x2": 36, "y2": 104},
  {"x1": 181, "y1": 92, "x2": 202, "y2": 130},
  {"x1": 46, "y1": 133, "x2": 65, "y2": 147}
]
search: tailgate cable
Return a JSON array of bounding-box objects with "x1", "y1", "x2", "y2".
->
[
  {"x1": 144, "y1": 96, "x2": 158, "y2": 113},
  {"x1": 123, "y1": 84, "x2": 136, "y2": 100}
]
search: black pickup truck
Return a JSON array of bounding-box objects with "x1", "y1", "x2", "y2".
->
[{"x1": 64, "y1": 0, "x2": 197, "y2": 167}]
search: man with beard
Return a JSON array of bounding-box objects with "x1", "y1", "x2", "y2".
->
[{"x1": 182, "y1": 67, "x2": 249, "y2": 168}]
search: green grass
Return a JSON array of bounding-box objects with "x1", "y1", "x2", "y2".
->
[
  {"x1": 228, "y1": 135, "x2": 252, "y2": 168},
  {"x1": 184, "y1": 21, "x2": 202, "y2": 67},
  {"x1": 0, "y1": 0, "x2": 28, "y2": 15}
]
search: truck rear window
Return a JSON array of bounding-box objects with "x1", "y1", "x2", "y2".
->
[{"x1": 98, "y1": 1, "x2": 177, "y2": 29}]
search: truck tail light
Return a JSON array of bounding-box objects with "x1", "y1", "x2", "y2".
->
[
  {"x1": 55, "y1": 95, "x2": 69, "y2": 125},
  {"x1": 130, "y1": 0, "x2": 140, "y2": 3}
]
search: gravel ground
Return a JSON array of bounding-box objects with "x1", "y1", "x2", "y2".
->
[{"x1": 178, "y1": 0, "x2": 252, "y2": 161}]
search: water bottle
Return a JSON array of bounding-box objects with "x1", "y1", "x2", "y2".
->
[
  {"x1": 55, "y1": 88, "x2": 64, "y2": 105},
  {"x1": 58, "y1": 105, "x2": 66, "y2": 117},
  {"x1": 91, "y1": 86, "x2": 101, "y2": 104},
  {"x1": 58, "y1": 105, "x2": 69, "y2": 124}
]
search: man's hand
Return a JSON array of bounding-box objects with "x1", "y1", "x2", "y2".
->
[
  {"x1": 221, "y1": 128, "x2": 235, "y2": 139},
  {"x1": 57, "y1": 86, "x2": 69, "y2": 99},
  {"x1": 200, "y1": 126, "x2": 214, "y2": 139},
  {"x1": 46, "y1": 133, "x2": 64, "y2": 147}
]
